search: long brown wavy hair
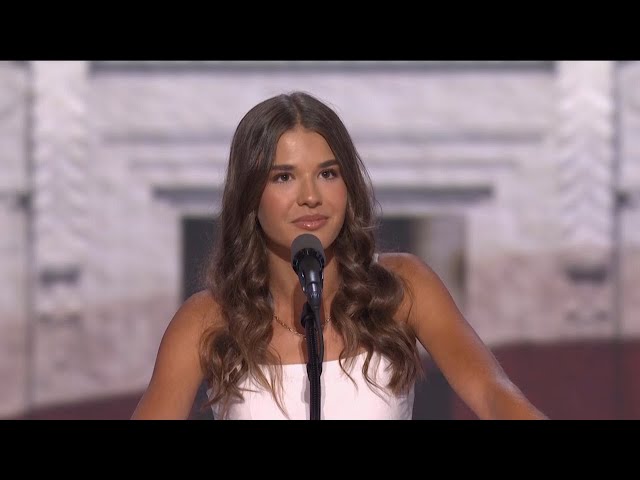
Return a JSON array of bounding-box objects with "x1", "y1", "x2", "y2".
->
[{"x1": 200, "y1": 91, "x2": 422, "y2": 418}]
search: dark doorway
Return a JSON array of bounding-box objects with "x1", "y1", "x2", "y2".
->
[{"x1": 181, "y1": 216, "x2": 217, "y2": 301}]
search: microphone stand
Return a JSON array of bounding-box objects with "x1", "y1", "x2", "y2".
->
[{"x1": 300, "y1": 301, "x2": 324, "y2": 420}]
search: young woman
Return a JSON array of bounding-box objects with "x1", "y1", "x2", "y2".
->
[{"x1": 131, "y1": 91, "x2": 547, "y2": 420}]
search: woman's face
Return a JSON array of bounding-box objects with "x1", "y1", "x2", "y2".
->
[{"x1": 257, "y1": 126, "x2": 348, "y2": 256}]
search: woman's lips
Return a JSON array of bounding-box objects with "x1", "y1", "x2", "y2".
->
[{"x1": 292, "y1": 215, "x2": 328, "y2": 231}]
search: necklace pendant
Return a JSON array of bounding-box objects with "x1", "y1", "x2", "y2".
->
[{"x1": 273, "y1": 314, "x2": 331, "y2": 339}]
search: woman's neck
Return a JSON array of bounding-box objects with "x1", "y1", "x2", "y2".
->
[{"x1": 266, "y1": 247, "x2": 340, "y2": 322}]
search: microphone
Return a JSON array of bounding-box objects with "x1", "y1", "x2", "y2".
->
[{"x1": 290, "y1": 233, "x2": 325, "y2": 310}]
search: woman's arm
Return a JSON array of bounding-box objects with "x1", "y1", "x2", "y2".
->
[
  {"x1": 131, "y1": 290, "x2": 217, "y2": 420},
  {"x1": 381, "y1": 253, "x2": 547, "y2": 420}
]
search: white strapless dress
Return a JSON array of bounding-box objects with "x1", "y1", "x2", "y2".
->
[{"x1": 209, "y1": 351, "x2": 414, "y2": 420}]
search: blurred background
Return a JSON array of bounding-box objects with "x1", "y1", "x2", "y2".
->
[{"x1": 1, "y1": 60, "x2": 638, "y2": 420}]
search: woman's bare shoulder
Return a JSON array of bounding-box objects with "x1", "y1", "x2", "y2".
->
[
  {"x1": 176, "y1": 289, "x2": 224, "y2": 333},
  {"x1": 377, "y1": 252, "x2": 432, "y2": 278},
  {"x1": 374, "y1": 252, "x2": 435, "y2": 323},
  {"x1": 376, "y1": 252, "x2": 445, "y2": 305},
  {"x1": 130, "y1": 289, "x2": 221, "y2": 419}
]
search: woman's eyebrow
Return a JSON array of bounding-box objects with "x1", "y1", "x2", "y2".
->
[{"x1": 271, "y1": 159, "x2": 338, "y2": 171}]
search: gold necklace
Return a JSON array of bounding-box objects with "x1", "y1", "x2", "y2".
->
[{"x1": 273, "y1": 314, "x2": 331, "y2": 339}]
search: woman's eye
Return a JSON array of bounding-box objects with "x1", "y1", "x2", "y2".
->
[{"x1": 273, "y1": 173, "x2": 291, "y2": 182}]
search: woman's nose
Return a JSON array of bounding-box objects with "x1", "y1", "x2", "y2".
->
[{"x1": 297, "y1": 177, "x2": 321, "y2": 207}]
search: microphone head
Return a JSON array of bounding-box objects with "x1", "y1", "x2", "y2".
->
[{"x1": 291, "y1": 233, "x2": 325, "y2": 274}]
